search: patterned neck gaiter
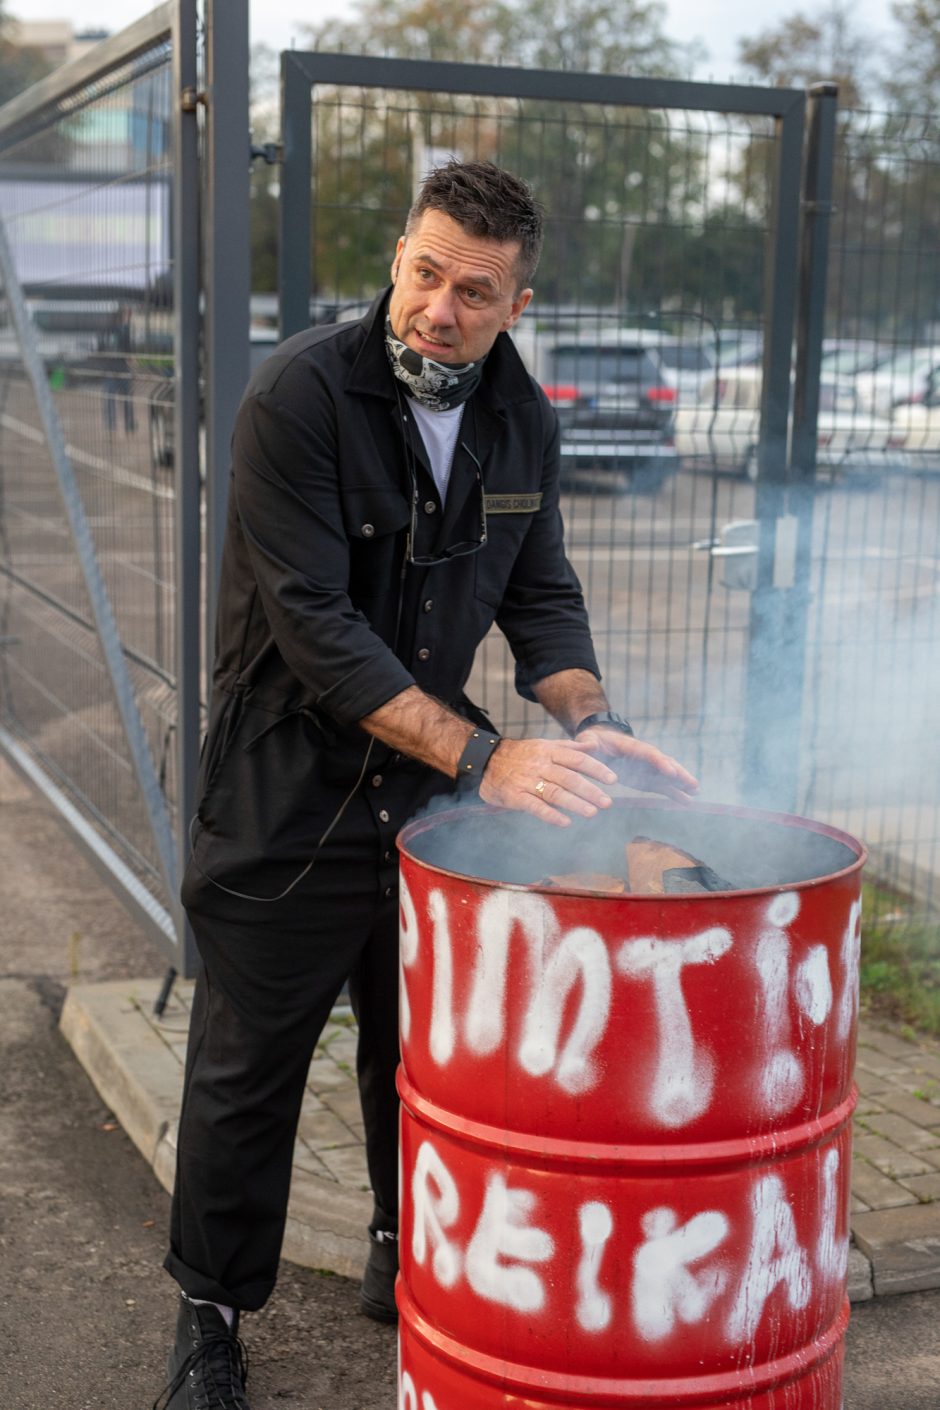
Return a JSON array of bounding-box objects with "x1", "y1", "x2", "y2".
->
[{"x1": 385, "y1": 317, "x2": 485, "y2": 411}]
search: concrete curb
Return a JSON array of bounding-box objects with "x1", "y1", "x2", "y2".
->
[
  {"x1": 60, "y1": 978, "x2": 372, "y2": 1281},
  {"x1": 60, "y1": 978, "x2": 940, "y2": 1302}
]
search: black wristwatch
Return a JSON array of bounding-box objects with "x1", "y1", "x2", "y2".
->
[{"x1": 574, "y1": 711, "x2": 635, "y2": 738}]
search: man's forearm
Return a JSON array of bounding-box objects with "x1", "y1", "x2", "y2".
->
[
  {"x1": 532, "y1": 668, "x2": 609, "y2": 737},
  {"x1": 359, "y1": 685, "x2": 475, "y2": 777}
]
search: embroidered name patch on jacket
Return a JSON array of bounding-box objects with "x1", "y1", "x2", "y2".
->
[{"x1": 484, "y1": 493, "x2": 543, "y2": 514}]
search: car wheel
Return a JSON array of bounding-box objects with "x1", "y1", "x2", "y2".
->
[{"x1": 149, "y1": 404, "x2": 173, "y2": 469}]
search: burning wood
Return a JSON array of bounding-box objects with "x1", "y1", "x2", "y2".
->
[
  {"x1": 626, "y1": 837, "x2": 733, "y2": 895},
  {"x1": 540, "y1": 838, "x2": 733, "y2": 895}
]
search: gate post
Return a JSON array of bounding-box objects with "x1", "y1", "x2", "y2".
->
[
  {"x1": 172, "y1": 0, "x2": 201, "y2": 973},
  {"x1": 741, "y1": 89, "x2": 823, "y2": 811},
  {"x1": 205, "y1": 0, "x2": 250, "y2": 654}
]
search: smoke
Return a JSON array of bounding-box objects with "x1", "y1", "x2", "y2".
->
[
  {"x1": 404, "y1": 477, "x2": 935, "y2": 905},
  {"x1": 400, "y1": 792, "x2": 860, "y2": 895}
]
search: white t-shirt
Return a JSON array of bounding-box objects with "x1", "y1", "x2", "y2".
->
[{"x1": 408, "y1": 400, "x2": 465, "y2": 502}]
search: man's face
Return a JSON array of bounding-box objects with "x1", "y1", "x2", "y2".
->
[{"x1": 388, "y1": 209, "x2": 532, "y2": 365}]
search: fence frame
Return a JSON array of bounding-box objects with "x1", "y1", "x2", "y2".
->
[
  {"x1": 0, "y1": 36, "x2": 846, "y2": 958},
  {"x1": 0, "y1": 1, "x2": 235, "y2": 972},
  {"x1": 278, "y1": 54, "x2": 818, "y2": 807}
]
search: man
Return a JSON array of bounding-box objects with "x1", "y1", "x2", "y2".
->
[{"x1": 154, "y1": 161, "x2": 697, "y2": 1410}]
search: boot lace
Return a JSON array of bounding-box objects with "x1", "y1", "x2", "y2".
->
[{"x1": 152, "y1": 1330, "x2": 249, "y2": 1410}]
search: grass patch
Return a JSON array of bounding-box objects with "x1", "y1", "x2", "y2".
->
[{"x1": 860, "y1": 880, "x2": 940, "y2": 1037}]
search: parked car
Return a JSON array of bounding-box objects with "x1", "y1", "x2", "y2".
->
[
  {"x1": 885, "y1": 378, "x2": 940, "y2": 472},
  {"x1": 510, "y1": 325, "x2": 681, "y2": 492},
  {"x1": 650, "y1": 336, "x2": 717, "y2": 401},
  {"x1": 820, "y1": 338, "x2": 891, "y2": 379},
  {"x1": 0, "y1": 296, "x2": 126, "y2": 385},
  {"x1": 674, "y1": 368, "x2": 904, "y2": 481},
  {"x1": 853, "y1": 345, "x2": 940, "y2": 417}
]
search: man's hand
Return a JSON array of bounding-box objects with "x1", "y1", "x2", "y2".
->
[
  {"x1": 479, "y1": 736, "x2": 619, "y2": 828},
  {"x1": 574, "y1": 726, "x2": 699, "y2": 804}
]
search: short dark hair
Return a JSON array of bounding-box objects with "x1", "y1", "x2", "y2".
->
[{"x1": 406, "y1": 160, "x2": 544, "y2": 292}]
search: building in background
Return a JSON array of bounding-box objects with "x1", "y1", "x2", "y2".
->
[
  {"x1": 7, "y1": 19, "x2": 109, "y2": 68},
  {"x1": 0, "y1": 19, "x2": 170, "y2": 297}
]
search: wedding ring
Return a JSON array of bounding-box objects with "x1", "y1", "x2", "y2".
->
[{"x1": 535, "y1": 779, "x2": 546, "y2": 796}]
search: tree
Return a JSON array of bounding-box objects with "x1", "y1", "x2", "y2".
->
[
  {"x1": 884, "y1": 0, "x2": 940, "y2": 112},
  {"x1": 289, "y1": 0, "x2": 720, "y2": 310},
  {"x1": 735, "y1": 1, "x2": 876, "y2": 109},
  {"x1": 0, "y1": 7, "x2": 52, "y2": 107},
  {"x1": 249, "y1": 44, "x2": 281, "y2": 293},
  {"x1": 304, "y1": 0, "x2": 693, "y2": 77},
  {"x1": 733, "y1": 2, "x2": 940, "y2": 340}
]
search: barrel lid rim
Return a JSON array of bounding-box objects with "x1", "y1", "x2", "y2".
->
[{"x1": 397, "y1": 797, "x2": 868, "y2": 898}]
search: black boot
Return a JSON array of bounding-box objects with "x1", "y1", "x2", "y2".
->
[
  {"x1": 153, "y1": 1295, "x2": 250, "y2": 1409},
  {"x1": 359, "y1": 1231, "x2": 398, "y2": 1323}
]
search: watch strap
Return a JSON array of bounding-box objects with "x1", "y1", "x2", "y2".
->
[{"x1": 574, "y1": 711, "x2": 635, "y2": 738}]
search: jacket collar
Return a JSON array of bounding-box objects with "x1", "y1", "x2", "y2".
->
[{"x1": 345, "y1": 286, "x2": 538, "y2": 413}]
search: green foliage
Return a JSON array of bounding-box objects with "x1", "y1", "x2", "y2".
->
[
  {"x1": 284, "y1": 0, "x2": 717, "y2": 305},
  {"x1": 860, "y1": 880, "x2": 940, "y2": 1038},
  {"x1": 735, "y1": 0, "x2": 874, "y2": 108},
  {"x1": 302, "y1": 0, "x2": 695, "y2": 77},
  {"x1": 885, "y1": 0, "x2": 940, "y2": 113}
]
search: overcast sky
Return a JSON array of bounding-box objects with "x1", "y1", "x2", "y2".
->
[{"x1": 9, "y1": 0, "x2": 898, "y2": 82}]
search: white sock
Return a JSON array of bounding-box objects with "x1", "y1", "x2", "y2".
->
[{"x1": 187, "y1": 1295, "x2": 235, "y2": 1329}]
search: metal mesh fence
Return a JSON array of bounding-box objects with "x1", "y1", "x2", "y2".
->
[
  {"x1": 0, "y1": 39, "x2": 177, "y2": 902},
  {"x1": 796, "y1": 107, "x2": 940, "y2": 921},
  {"x1": 305, "y1": 85, "x2": 781, "y2": 789},
  {"x1": 299, "y1": 79, "x2": 940, "y2": 927}
]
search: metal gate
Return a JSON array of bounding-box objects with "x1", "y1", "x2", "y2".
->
[
  {"x1": 278, "y1": 54, "x2": 817, "y2": 808},
  {"x1": 1, "y1": 32, "x2": 936, "y2": 963},
  {"x1": 0, "y1": 1, "x2": 249, "y2": 972}
]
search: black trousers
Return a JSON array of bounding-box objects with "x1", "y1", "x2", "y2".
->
[{"x1": 164, "y1": 792, "x2": 404, "y2": 1311}]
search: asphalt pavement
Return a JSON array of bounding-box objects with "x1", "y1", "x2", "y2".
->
[{"x1": 2, "y1": 754, "x2": 939, "y2": 1409}]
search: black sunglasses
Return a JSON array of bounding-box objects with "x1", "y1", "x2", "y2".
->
[{"x1": 407, "y1": 439, "x2": 488, "y2": 566}]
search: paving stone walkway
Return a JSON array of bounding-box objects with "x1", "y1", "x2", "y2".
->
[{"x1": 60, "y1": 977, "x2": 940, "y2": 1301}]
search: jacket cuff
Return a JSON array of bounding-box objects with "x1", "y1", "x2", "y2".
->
[{"x1": 317, "y1": 654, "x2": 416, "y2": 726}]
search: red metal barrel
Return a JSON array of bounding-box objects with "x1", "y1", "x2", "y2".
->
[{"x1": 396, "y1": 799, "x2": 865, "y2": 1409}]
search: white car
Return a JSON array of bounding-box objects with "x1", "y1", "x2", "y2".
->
[
  {"x1": 674, "y1": 368, "x2": 904, "y2": 480},
  {"x1": 885, "y1": 391, "x2": 940, "y2": 472},
  {"x1": 853, "y1": 345, "x2": 940, "y2": 418}
]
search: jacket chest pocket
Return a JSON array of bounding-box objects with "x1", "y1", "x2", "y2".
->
[
  {"x1": 473, "y1": 510, "x2": 536, "y2": 608},
  {"x1": 342, "y1": 486, "x2": 410, "y2": 544}
]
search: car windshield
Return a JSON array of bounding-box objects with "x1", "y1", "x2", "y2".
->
[
  {"x1": 823, "y1": 347, "x2": 888, "y2": 376},
  {"x1": 818, "y1": 382, "x2": 858, "y2": 413},
  {"x1": 875, "y1": 347, "x2": 940, "y2": 379},
  {"x1": 551, "y1": 346, "x2": 659, "y2": 387},
  {"x1": 656, "y1": 344, "x2": 714, "y2": 372}
]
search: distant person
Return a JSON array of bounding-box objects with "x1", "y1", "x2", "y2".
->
[
  {"x1": 100, "y1": 304, "x2": 135, "y2": 435},
  {"x1": 153, "y1": 160, "x2": 697, "y2": 1410}
]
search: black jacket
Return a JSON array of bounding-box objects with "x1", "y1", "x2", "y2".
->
[{"x1": 187, "y1": 291, "x2": 599, "y2": 889}]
